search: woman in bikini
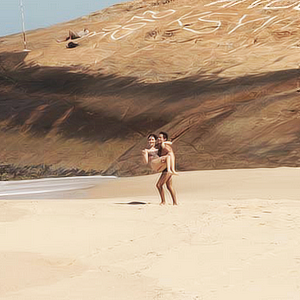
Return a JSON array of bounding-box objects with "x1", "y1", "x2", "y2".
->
[{"x1": 142, "y1": 134, "x2": 177, "y2": 174}]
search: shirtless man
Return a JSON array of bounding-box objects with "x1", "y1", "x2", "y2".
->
[{"x1": 156, "y1": 132, "x2": 178, "y2": 205}]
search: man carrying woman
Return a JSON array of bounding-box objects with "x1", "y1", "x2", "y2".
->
[{"x1": 142, "y1": 132, "x2": 178, "y2": 205}]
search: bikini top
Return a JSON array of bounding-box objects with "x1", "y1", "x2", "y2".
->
[{"x1": 148, "y1": 148, "x2": 159, "y2": 159}]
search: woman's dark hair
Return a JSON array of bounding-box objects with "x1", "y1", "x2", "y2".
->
[
  {"x1": 148, "y1": 133, "x2": 157, "y2": 140},
  {"x1": 159, "y1": 131, "x2": 168, "y2": 140}
]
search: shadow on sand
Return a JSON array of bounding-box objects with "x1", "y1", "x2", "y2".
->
[{"x1": 115, "y1": 201, "x2": 148, "y2": 205}]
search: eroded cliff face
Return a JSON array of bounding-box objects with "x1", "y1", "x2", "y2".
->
[{"x1": 1, "y1": 0, "x2": 300, "y2": 177}]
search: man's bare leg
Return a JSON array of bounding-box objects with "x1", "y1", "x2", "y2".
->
[
  {"x1": 156, "y1": 172, "x2": 172, "y2": 205},
  {"x1": 166, "y1": 176, "x2": 178, "y2": 205}
]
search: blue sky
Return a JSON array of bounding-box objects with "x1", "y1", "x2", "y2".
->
[{"x1": 0, "y1": 0, "x2": 128, "y2": 37}]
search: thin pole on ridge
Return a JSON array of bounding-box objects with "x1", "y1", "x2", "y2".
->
[{"x1": 20, "y1": 0, "x2": 29, "y2": 51}]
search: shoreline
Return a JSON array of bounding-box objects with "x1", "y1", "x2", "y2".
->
[
  {"x1": 1, "y1": 166, "x2": 300, "y2": 200},
  {"x1": 0, "y1": 164, "x2": 103, "y2": 181},
  {"x1": 0, "y1": 175, "x2": 117, "y2": 199},
  {"x1": 89, "y1": 167, "x2": 300, "y2": 202}
]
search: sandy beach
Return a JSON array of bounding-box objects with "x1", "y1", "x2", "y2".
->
[{"x1": 1, "y1": 167, "x2": 300, "y2": 300}]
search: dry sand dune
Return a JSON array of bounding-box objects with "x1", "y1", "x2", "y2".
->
[
  {"x1": 1, "y1": 168, "x2": 300, "y2": 299},
  {"x1": 1, "y1": 0, "x2": 300, "y2": 176}
]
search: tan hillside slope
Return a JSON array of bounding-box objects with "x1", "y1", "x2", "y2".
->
[{"x1": 0, "y1": 0, "x2": 300, "y2": 176}]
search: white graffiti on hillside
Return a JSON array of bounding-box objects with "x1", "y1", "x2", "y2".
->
[
  {"x1": 111, "y1": 9, "x2": 179, "y2": 40},
  {"x1": 89, "y1": 0, "x2": 300, "y2": 42},
  {"x1": 205, "y1": 0, "x2": 248, "y2": 8},
  {"x1": 228, "y1": 14, "x2": 278, "y2": 34},
  {"x1": 111, "y1": 23, "x2": 148, "y2": 40},
  {"x1": 95, "y1": 9, "x2": 177, "y2": 41},
  {"x1": 168, "y1": 11, "x2": 239, "y2": 34},
  {"x1": 126, "y1": 9, "x2": 176, "y2": 22},
  {"x1": 206, "y1": 0, "x2": 300, "y2": 9},
  {"x1": 264, "y1": 0, "x2": 299, "y2": 9}
]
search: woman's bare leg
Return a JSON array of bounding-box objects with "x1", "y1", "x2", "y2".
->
[
  {"x1": 169, "y1": 152, "x2": 178, "y2": 175},
  {"x1": 150, "y1": 155, "x2": 177, "y2": 174},
  {"x1": 150, "y1": 157, "x2": 167, "y2": 172},
  {"x1": 158, "y1": 155, "x2": 172, "y2": 174},
  {"x1": 166, "y1": 155, "x2": 172, "y2": 173}
]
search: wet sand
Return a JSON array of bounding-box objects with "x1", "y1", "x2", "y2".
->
[{"x1": 1, "y1": 167, "x2": 300, "y2": 299}]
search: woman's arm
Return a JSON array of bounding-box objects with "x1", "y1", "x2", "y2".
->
[{"x1": 142, "y1": 149, "x2": 149, "y2": 164}]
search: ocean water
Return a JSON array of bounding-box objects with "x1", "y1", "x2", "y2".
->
[{"x1": 0, "y1": 175, "x2": 116, "y2": 199}]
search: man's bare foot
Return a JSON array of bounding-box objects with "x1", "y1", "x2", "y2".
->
[
  {"x1": 173, "y1": 202, "x2": 178, "y2": 205},
  {"x1": 160, "y1": 201, "x2": 166, "y2": 205}
]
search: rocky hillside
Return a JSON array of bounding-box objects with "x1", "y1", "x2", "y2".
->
[{"x1": 1, "y1": 0, "x2": 300, "y2": 177}]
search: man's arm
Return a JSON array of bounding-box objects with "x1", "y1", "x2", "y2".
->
[
  {"x1": 160, "y1": 145, "x2": 173, "y2": 158},
  {"x1": 165, "y1": 144, "x2": 173, "y2": 153},
  {"x1": 161, "y1": 141, "x2": 172, "y2": 149}
]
